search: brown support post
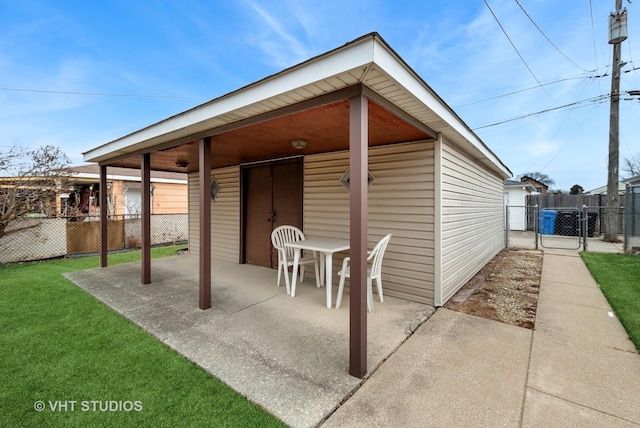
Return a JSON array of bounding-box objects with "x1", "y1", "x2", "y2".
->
[
  {"x1": 348, "y1": 92, "x2": 368, "y2": 378},
  {"x1": 99, "y1": 164, "x2": 108, "y2": 268},
  {"x1": 141, "y1": 153, "x2": 151, "y2": 284},
  {"x1": 199, "y1": 137, "x2": 212, "y2": 310}
]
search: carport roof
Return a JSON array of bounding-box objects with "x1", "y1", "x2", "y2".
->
[{"x1": 83, "y1": 32, "x2": 511, "y2": 178}]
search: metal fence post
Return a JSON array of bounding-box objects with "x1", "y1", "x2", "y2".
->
[
  {"x1": 534, "y1": 204, "x2": 539, "y2": 250},
  {"x1": 624, "y1": 184, "x2": 631, "y2": 253},
  {"x1": 505, "y1": 205, "x2": 510, "y2": 249},
  {"x1": 582, "y1": 205, "x2": 588, "y2": 252}
]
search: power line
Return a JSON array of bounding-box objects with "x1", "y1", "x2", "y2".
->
[
  {"x1": 454, "y1": 65, "x2": 637, "y2": 114},
  {"x1": 453, "y1": 75, "x2": 600, "y2": 108},
  {"x1": 514, "y1": 0, "x2": 593, "y2": 72},
  {"x1": 483, "y1": 0, "x2": 556, "y2": 102},
  {"x1": 537, "y1": 102, "x2": 601, "y2": 174},
  {"x1": 0, "y1": 87, "x2": 201, "y2": 100},
  {"x1": 476, "y1": 89, "x2": 640, "y2": 131},
  {"x1": 472, "y1": 94, "x2": 610, "y2": 129},
  {"x1": 444, "y1": 66, "x2": 612, "y2": 97}
]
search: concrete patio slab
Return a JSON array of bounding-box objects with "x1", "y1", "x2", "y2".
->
[{"x1": 65, "y1": 254, "x2": 434, "y2": 428}]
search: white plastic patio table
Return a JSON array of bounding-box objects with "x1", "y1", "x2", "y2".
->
[{"x1": 285, "y1": 237, "x2": 350, "y2": 308}]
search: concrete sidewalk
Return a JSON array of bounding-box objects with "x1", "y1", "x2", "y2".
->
[{"x1": 323, "y1": 250, "x2": 640, "y2": 427}]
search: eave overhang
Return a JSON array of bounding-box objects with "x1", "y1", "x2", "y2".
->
[{"x1": 83, "y1": 33, "x2": 511, "y2": 179}]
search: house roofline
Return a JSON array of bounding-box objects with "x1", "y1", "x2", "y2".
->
[{"x1": 83, "y1": 32, "x2": 511, "y2": 178}]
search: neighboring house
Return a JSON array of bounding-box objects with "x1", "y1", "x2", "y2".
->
[
  {"x1": 82, "y1": 33, "x2": 512, "y2": 375},
  {"x1": 0, "y1": 165, "x2": 188, "y2": 264},
  {"x1": 586, "y1": 174, "x2": 640, "y2": 195},
  {"x1": 520, "y1": 175, "x2": 549, "y2": 194},
  {"x1": 504, "y1": 179, "x2": 536, "y2": 230},
  {"x1": 63, "y1": 165, "x2": 187, "y2": 217}
]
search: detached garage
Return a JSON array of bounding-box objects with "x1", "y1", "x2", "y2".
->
[{"x1": 84, "y1": 33, "x2": 511, "y2": 376}]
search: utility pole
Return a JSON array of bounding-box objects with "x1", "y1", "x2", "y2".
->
[{"x1": 605, "y1": 0, "x2": 627, "y2": 241}]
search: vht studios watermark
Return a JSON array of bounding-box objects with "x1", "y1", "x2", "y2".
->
[{"x1": 34, "y1": 400, "x2": 143, "y2": 412}]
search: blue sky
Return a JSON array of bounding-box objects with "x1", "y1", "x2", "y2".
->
[{"x1": 1, "y1": 0, "x2": 638, "y2": 191}]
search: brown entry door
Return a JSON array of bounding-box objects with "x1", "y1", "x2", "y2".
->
[{"x1": 243, "y1": 159, "x2": 303, "y2": 268}]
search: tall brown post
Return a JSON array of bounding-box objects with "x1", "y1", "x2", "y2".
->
[
  {"x1": 99, "y1": 164, "x2": 108, "y2": 268},
  {"x1": 349, "y1": 92, "x2": 368, "y2": 378},
  {"x1": 141, "y1": 153, "x2": 151, "y2": 284},
  {"x1": 199, "y1": 137, "x2": 212, "y2": 310}
]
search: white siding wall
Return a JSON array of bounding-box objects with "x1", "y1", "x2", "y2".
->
[
  {"x1": 304, "y1": 141, "x2": 435, "y2": 304},
  {"x1": 505, "y1": 187, "x2": 528, "y2": 231},
  {"x1": 188, "y1": 166, "x2": 239, "y2": 262},
  {"x1": 439, "y1": 138, "x2": 505, "y2": 303}
]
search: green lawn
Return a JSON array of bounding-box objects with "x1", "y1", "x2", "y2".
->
[
  {"x1": 0, "y1": 247, "x2": 286, "y2": 427},
  {"x1": 581, "y1": 252, "x2": 640, "y2": 351}
]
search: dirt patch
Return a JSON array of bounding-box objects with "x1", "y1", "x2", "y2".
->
[{"x1": 445, "y1": 249, "x2": 543, "y2": 329}]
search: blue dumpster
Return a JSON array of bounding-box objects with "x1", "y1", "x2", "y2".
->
[{"x1": 539, "y1": 210, "x2": 557, "y2": 235}]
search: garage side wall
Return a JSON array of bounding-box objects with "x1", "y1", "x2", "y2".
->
[
  {"x1": 188, "y1": 166, "x2": 239, "y2": 262},
  {"x1": 440, "y1": 138, "x2": 505, "y2": 304},
  {"x1": 304, "y1": 141, "x2": 435, "y2": 304}
]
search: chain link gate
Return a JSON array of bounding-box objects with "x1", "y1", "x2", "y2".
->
[
  {"x1": 506, "y1": 200, "x2": 633, "y2": 253},
  {"x1": 538, "y1": 207, "x2": 582, "y2": 250},
  {"x1": 505, "y1": 205, "x2": 585, "y2": 251}
]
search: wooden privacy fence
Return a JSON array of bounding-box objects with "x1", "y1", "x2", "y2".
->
[
  {"x1": 526, "y1": 194, "x2": 601, "y2": 208},
  {"x1": 66, "y1": 219, "x2": 125, "y2": 254}
]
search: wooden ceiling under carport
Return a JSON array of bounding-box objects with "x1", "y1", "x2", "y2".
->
[{"x1": 105, "y1": 98, "x2": 433, "y2": 173}]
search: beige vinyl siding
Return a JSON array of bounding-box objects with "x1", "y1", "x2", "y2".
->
[
  {"x1": 304, "y1": 141, "x2": 435, "y2": 304},
  {"x1": 109, "y1": 181, "x2": 126, "y2": 216},
  {"x1": 151, "y1": 182, "x2": 188, "y2": 214},
  {"x1": 440, "y1": 138, "x2": 505, "y2": 303},
  {"x1": 108, "y1": 181, "x2": 187, "y2": 216},
  {"x1": 188, "y1": 166, "x2": 239, "y2": 262}
]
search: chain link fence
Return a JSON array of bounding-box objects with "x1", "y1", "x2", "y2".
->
[
  {"x1": 5, "y1": 188, "x2": 638, "y2": 264},
  {"x1": 0, "y1": 213, "x2": 188, "y2": 264},
  {"x1": 506, "y1": 189, "x2": 639, "y2": 253},
  {"x1": 626, "y1": 184, "x2": 640, "y2": 253}
]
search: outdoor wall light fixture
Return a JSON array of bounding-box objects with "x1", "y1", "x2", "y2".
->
[
  {"x1": 175, "y1": 160, "x2": 189, "y2": 168},
  {"x1": 291, "y1": 138, "x2": 307, "y2": 149}
]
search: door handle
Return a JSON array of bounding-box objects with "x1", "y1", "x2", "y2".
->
[{"x1": 267, "y1": 210, "x2": 276, "y2": 222}]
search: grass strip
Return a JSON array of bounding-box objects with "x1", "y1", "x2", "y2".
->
[
  {"x1": 581, "y1": 252, "x2": 640, "y2": 351},
  {"x1": 0, "y1": 247, "x2": 286, "y2": 427}
]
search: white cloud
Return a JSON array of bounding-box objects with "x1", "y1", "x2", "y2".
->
[{"x1": 243, "y1": 0, "x2": 310, "y2": 68}]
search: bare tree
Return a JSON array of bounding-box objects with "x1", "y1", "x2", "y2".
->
[
  {"x1": 521, "y1": 172, "x2": 555, "y2": 187},
  {"x1": 0, "y1": 145, "x2": 71, "y2": 239},
  {"x1": 622, "y1": 153, "x2": 640, "y2": 177}
]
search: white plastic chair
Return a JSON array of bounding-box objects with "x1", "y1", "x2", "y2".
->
[
  {"x1": 336, "y1": 234, "x2": 392, "y2": 312},
  {"x1": 270, "y1": 225, "x2": 321, "y2": 295}
]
